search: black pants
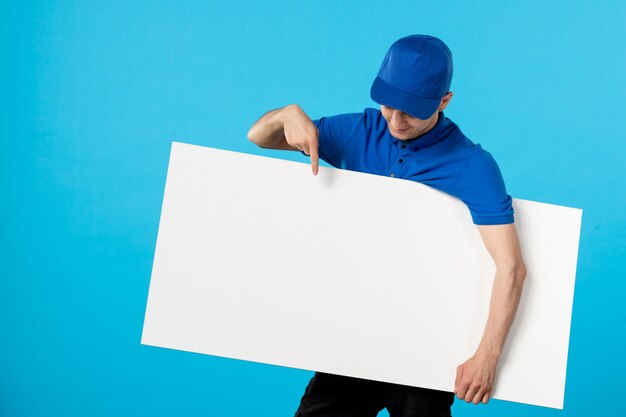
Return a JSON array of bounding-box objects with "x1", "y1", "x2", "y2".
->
[{"x1": 294, "y1": 373, "x2": 454, "y2": 417}]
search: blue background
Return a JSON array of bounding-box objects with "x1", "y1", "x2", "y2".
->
[{"x1": 1, "y1": 1, "x2": 624, "y2": 416}]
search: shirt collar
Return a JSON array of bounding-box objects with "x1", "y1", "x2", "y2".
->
[{"x1": 392, "y1": 111, "x2": 451, "y2": 150}]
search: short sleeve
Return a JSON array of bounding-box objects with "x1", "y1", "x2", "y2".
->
[
  {"x1": 312, "y1": 113, "x2": 363, "y2": 168},
  {"x1": 451, "y1": 147, "x2": 514, "y2": 225}
]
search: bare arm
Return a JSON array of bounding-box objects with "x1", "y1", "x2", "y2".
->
[
  {"x1": 247, "y1": 104, "x2": 320, "y2": 175},
  {"x1": 454, "y1": 223, "x2": 527, "y2": 404}
]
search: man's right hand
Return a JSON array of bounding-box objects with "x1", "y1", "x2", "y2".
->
[
  {"x1": 248, "y1": 104, "x2": 320, "y2": 175},
  {"x1": 282, "y1": 105, "x2": 320, "y2": 175}
]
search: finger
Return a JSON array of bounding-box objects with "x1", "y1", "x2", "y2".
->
[
  {"x1": 472, "y1": 387, "x2": 486, "y2": 405},
  {"x1": 481, "y1": 392, "x2": 490, "y2": 404},
  {"x1": 301, "y1": 143, "x2": 310, "y2": 156},
  {"x1": 454, "y1": 366, "x2": 463, "y2": 394},
  {"x1": 464, "y1": 385, "x2": 479, "y2": 403},
  {"x1": 456, "y1": 381, "x2": 469, "y2": 400},
  {"x1": 309, "y1": 141, "x2": 319, "y2": 176}
]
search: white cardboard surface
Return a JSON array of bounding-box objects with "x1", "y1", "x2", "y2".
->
[{"x1": 142, "y1": 142, "x2": 582, "y2": 409}]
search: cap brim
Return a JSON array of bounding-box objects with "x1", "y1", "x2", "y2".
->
[{"x1": 370, "y1": 76, "x2": 441, "y2": 120}]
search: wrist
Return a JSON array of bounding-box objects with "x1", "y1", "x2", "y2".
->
[
  {"x1": 281, "y1": 104, "x2": 301, "y2": 121},
  {"x1": 476, "y1": 343, "x2": 502, "y2": 360}
]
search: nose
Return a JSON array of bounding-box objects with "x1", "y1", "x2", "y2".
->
[{"x1": 390, "y1": 109, "x2": 408, "y2": 129}]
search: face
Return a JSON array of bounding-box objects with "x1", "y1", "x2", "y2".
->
[
  {"x1": 380, "y1": 105, "x2": 438, "y2": 140},
  {"x1": 380, "y1": 92, "x2": 453, "y2": 140}
]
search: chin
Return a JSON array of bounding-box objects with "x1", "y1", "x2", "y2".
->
[{"x1": 393, "y1": 132, "x2": 412, "y2": 140}]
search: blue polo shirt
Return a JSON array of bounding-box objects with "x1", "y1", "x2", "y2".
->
[{"x1": 312, "y1": 108, "x2": 514, "y2": 225}]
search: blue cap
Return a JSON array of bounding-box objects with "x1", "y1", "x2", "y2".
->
[{"x1": 370, "y1": 35, "x2": 453, "y2": 120}]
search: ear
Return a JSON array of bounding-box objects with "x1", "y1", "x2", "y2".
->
[{"x1": 438, "y1": 92, "x2": 453, "y2": 112}]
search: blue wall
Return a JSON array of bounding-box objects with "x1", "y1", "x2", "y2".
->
[{"x1": 1, "y1": 1, "x2": 624, "y2": 416}]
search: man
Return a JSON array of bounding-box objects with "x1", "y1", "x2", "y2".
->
[{"x1": 248, "y1": 35, "x2": 526, "y2": 417}]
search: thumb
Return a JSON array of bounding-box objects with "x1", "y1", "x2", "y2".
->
[{"x1": 454, "y1": 365, "x2": 463, "y2": 393}]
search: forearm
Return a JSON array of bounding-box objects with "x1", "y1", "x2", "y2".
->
[
  {"x1": 247, "y1": 104, "x2": 320, "y2": 174},
  {"x1": 455, "y1": 259, "x2": 526, "y2": 403},
  {"x1": 248, "y1": 105, "x2": 296, "y2": 149},
  {"x1": 476, "y1": 263, "x2": 526, "y2": 358}
]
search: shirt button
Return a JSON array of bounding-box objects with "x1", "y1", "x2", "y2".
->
[
  {"x1": 401, "y1": 144, "x2": 407, "y2": 149},
  {"x1": 398, "y1": 158, "x2": 404, "y2": 163},
  {"x1": 390, "y1": 173, "x2": 395, "y2": 177}
]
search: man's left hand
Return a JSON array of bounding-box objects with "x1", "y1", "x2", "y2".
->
[{"x1": 454, "y1": 350, "x2": 499, "y2": 404}]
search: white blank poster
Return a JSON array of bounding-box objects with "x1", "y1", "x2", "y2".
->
[{"x1": 142, "y1": 142, "x2": 582, "y2": 409}]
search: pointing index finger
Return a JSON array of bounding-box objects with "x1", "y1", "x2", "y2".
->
[{"x1": 310, "y1": 141, "x2": 319, "y2": 176}]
